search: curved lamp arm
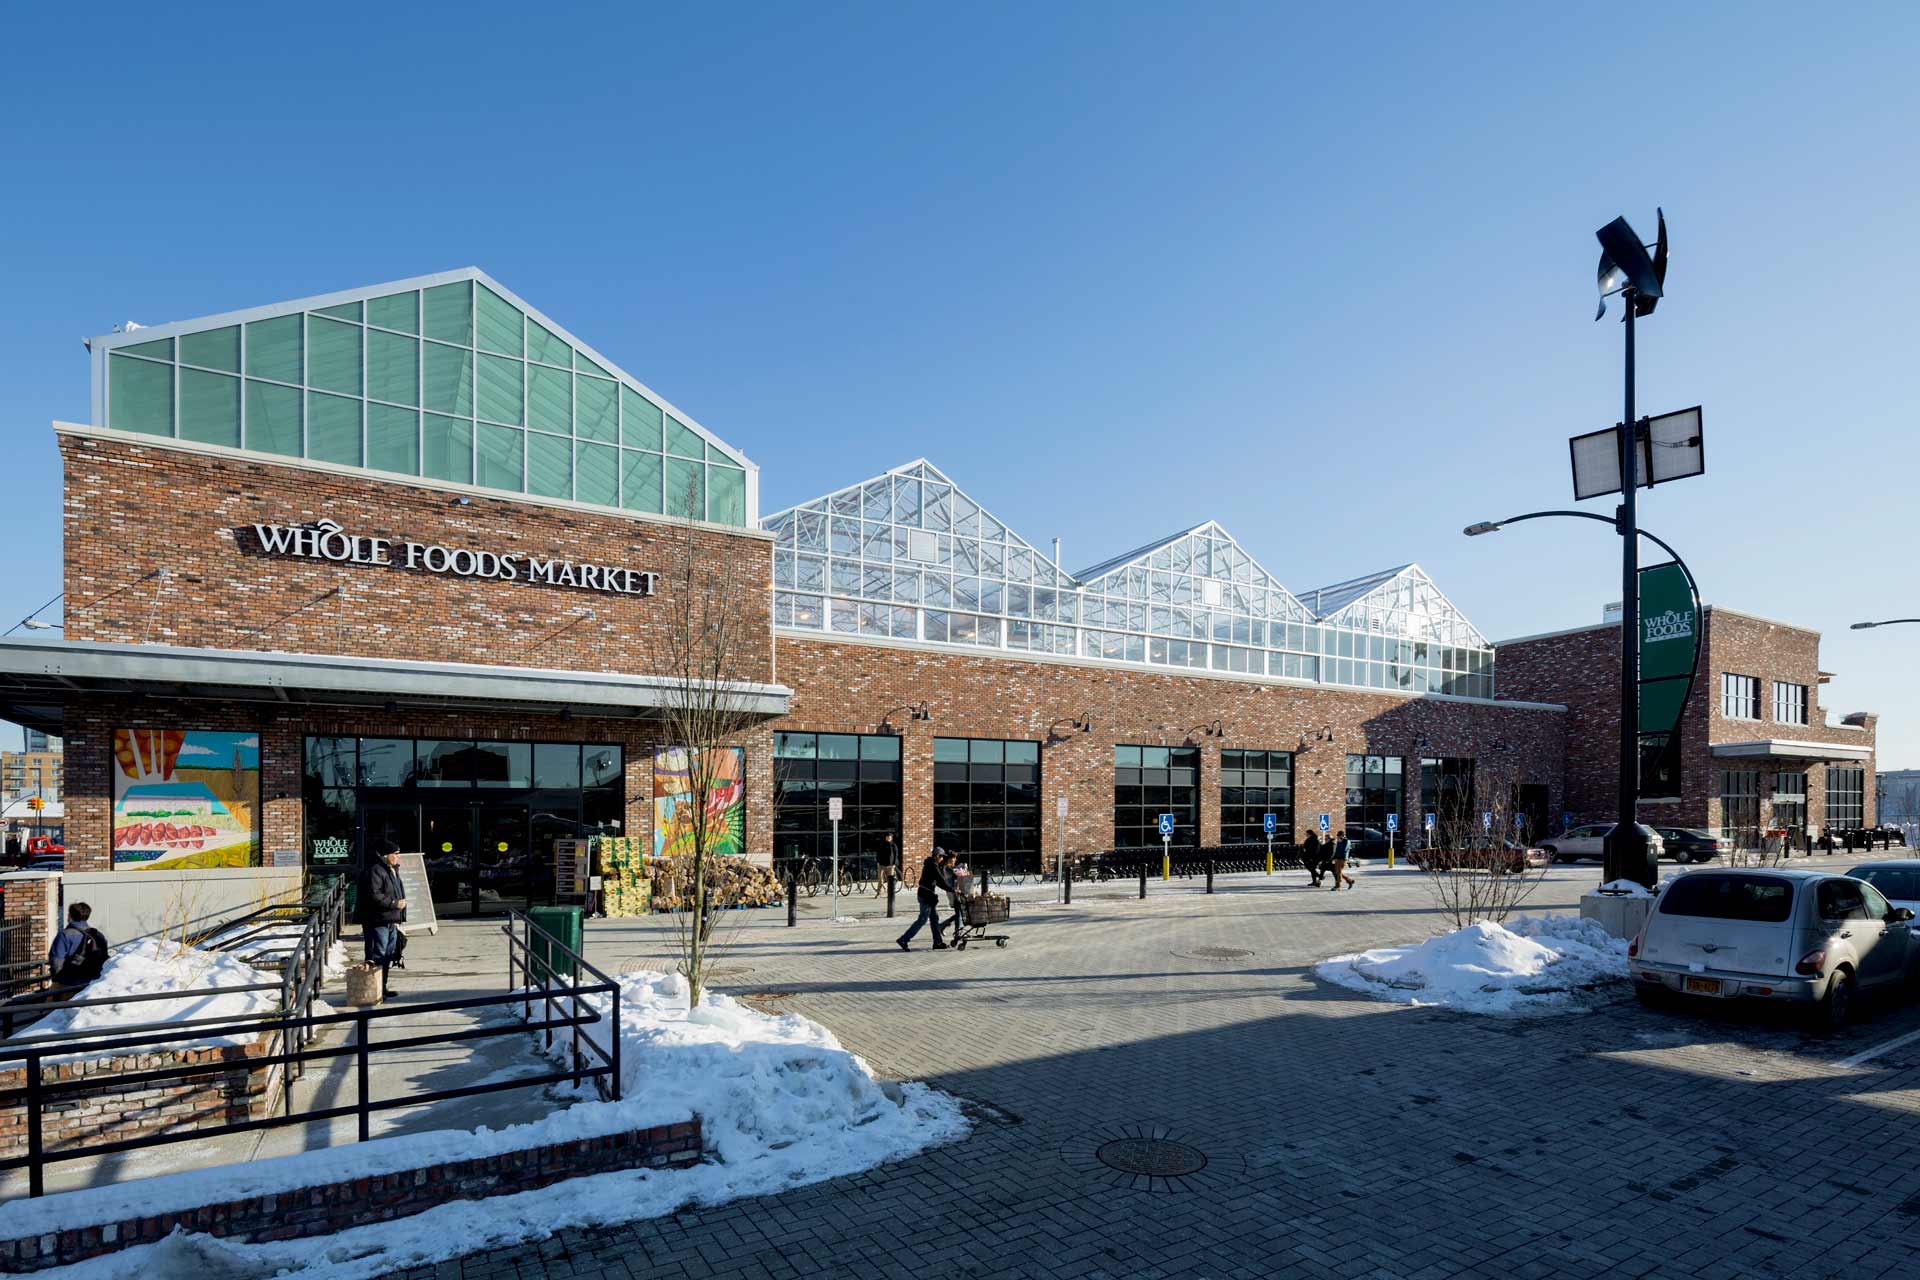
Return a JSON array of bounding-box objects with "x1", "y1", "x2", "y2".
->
[{"x1": 1853, "y1": 618, "x2": 1920, "y2": 630}]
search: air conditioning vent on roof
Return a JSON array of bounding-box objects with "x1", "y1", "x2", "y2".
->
[
  {"x1": 1202, "y1": 580, "x2": 1223, "y2": 607},
  {"x1": 906, "y1": 530, "x2": 939, "y2": 563}
]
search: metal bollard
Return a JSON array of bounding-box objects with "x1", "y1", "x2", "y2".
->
[
  {"x1": 1064, "y1": 856, "x2": 1073, "y2": 905},
  {"x1": 787, "y1": 874, "x2": 798, "y2": 928},
  {"x1": 1206, "y1": 857, "x2": 1214, "y2": 894},
  {"x1": 1138, "y1": 860, "x2": 1147, "y2": 899},
  {"x1": 886, "y1": 873, "x2": 897, "y2": 918}
]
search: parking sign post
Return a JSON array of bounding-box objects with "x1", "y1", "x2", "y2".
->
[
  {"x1": 1263, "y1": 812, "x2": 1277, "y2": 875},
  {"x1": 828, "y1": 796, "x2": 844, "y2": 920},
  {"x1": 1159, "y1": 812, "x2": 1174, "y2": 880},
  {"x1": 1056, "y1": 795, "x2": 1070, "y2": 905},
  {"x1": 1386, "y1": 812, "x2": 1399, "y2": 869}
]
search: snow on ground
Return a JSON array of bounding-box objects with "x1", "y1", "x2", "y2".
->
[
  {"x1": 199, "y1": 921, "x2": 351, "y2": 980},
  {"x1": 1598, "y1": 879, "x2": 1655, "y2": 898},
  {"x1": 1315, "y1": 913, "x2": 1631, "y2": 1015},
  {"x1": 17, "y1": 938, "x2": 282, "y2": 1052},
  {"x1": 17, "y1": 969, "x2": 967, "y2": 1280}
]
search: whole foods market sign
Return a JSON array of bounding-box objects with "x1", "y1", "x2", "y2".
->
[{"x1": 245, "y1": 519, "x2": 659, "y2": 596}]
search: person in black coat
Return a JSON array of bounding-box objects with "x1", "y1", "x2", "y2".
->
[
  {"x1": 358, "y1": 840, "x2": 410, "y2": 992},
  {"x1": 1301, "y1": 831, "x2": 1325, "y2": 887},
  {"x1": 896, "y1": 847, "x2": 953, "y2": 952}
]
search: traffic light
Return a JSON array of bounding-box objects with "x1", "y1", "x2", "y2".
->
[{"x1": 26, "y1": 797, "x2": 42, "y2": 812}]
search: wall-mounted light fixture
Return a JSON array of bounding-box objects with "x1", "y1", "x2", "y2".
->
[
  {"x1": 879, "y1": 701, "x2": 932, "y2": 734},
  {"x1": 1044, "y1": 714, "x2": 1094, "y2": 748},
  {"x1": 1183, "y1": 719, "x2": 1225, "y2": 746}
]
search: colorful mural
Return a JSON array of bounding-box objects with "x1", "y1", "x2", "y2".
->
[
  {"x1": 111, "y1": 729, "x2": 261, "y2": 870},
  {"x1": 652, "y1": 747, "x2": 745, "y2": 861}
]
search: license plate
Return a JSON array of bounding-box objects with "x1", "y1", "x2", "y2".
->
[{"x1": 1684, "y1": 977, "x2": 1722, "y2": 995}]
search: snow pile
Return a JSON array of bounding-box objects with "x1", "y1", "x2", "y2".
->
[
  {"x1": 1315, "y1": 913, "x2": 1631, "y2": 1014},
  {"x1": 19, "y1": 970, "x2": 967, "y2": 1280},
  {"x1": 1598, "y1": 879, "x2": 1654, "y2": 898},
  {"x1": 198, "y1": 921, "x2": 351, "y2": 980},
  {"x1": 20, "y1": 938, "x2": 281, "y2": 1051}
]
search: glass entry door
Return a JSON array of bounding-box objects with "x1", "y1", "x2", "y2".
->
[
  {"x1": 475, "y1": 805, "x2": 530, "y2": 914},
  {"x1": 422, "y1": 806, "x2": 478, "y2": 917}
]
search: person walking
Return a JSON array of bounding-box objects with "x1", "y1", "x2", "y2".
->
[
  {"x1": 47, "y1": 902, "x2": 108, "y2": 989},
  {"x1": 1301, "y1": 830, "x2": 1325, "y2": 887},
  {"x1": 358, "y1": 840, "x2": 410, "y2": 994},
  {"x1": 897, "y1": 846, "x2": 952, "y2": 951},
  {"x1": 873, "y1": 832, "x2": 897, "y2": 898},
  {"x1": 1329, "y1": 829, "x2": 1356, "y2": 891}
]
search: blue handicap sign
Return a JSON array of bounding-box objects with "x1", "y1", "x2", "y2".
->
[
  {"x1": 1318, "y1": 813, "x2": 1331, "y2": 833},
  {"x1": 1158, "y1": 813, "x2": 1175, "y2": 837},
  {"x1": 1386, "y1": 813, "x2": 1399, "y2": 833},
  {"x1": 1481, "y1": 811, "x2": 1493, "y2": 832},
  {"x1": 1262, "y1": 813, "x2": 1277, "y2": 835}
]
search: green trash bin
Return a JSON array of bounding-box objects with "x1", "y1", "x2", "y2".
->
[{"x1": 526, "y1": 905, "x2": 583, "y2": 984}]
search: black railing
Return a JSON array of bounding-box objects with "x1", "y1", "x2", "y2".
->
[
  {"x1": 503, "y1": 910, "x2": 623, "y2": 1104},
  {"x1": 1070, "y1": 843, "x2": 1303, "y2": 880},
  {"x1": 0, "y1": 905, "x2": 617, "y2": 1196}
]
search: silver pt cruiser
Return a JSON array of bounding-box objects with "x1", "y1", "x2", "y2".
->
[{"x1": 1629, "y1": 869, "x2": 1916, "y2": 1028}]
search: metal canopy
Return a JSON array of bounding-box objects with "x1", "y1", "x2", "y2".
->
[
  {"x1": 1710, "y1": 738, "x2": 1873, "y2": 763},
  {"x1": 0, "y1": 637, "x2": 791, "y2": 731}
]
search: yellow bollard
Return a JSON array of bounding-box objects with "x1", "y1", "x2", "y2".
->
[
  {"x1": 1266, "y1": 849, "x2": 1274, "y2": 875},
  {"x1": 1162, "y1": 850, "x2": 1171, "y2": 880}
]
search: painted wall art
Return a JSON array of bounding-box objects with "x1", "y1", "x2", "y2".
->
[
  {"x1": 651, "y1": 746, "x2": 745, "y2": 860},
  {"x1": 111, "y1": 729, "x2": 261, "y2": 870}
]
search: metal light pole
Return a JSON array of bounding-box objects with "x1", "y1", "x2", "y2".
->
[{"x1": 1607, "y1": 293, "x2": 1652, "y2": 887}]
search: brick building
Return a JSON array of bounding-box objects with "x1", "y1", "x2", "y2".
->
[
  {"x1": 1498, "y1": 607, "x2": 1876, "y2": 849},
  {"x1": 0, "y1": 266, "x2": 1862, "y2": 924}
]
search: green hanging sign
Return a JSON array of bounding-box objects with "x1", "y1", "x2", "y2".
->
[{"x1": 1638, "y1": 560, "x2": 1698, "y2": 801}]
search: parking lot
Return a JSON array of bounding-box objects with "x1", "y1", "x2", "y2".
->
[{"x1": 408, "y1": 851, "x2": 1920, "y2": 1280}]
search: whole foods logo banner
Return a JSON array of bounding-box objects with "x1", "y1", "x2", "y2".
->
[
  {"x1": 653, "y1": 747, "x2": 745, "y2": 861},
  {"x1": 1637, "y1": 561, "x2": 1699, "y2": 802},
  {"x1": 112, "y1": 729, "x2": 261, "y2": 871}
]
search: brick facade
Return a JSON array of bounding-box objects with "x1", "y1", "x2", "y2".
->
[
  {"x1": 769, "y1": 633, "x2": 1567, "y2": 872},
  {"x1": 0, "y1": 1116, "x2": 701, "y2": 1271},
  {"x1": 1497, "y1": 608, "x2": 1876, "y2": 842},
  {"x1": 0, "y1": 874, "x2": 57, "y2": 978},
  {"x1": 58, "y1": 432, "x2": 773, "y2": 683}
]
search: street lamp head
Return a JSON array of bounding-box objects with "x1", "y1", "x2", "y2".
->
[
  {"x1": 1850, "y1": 622, "x2": 1878, "y2": 630},
  {"x1": 1463, "y1": 521, "x2": 1503, "y2": 537},
  {"x1": 1594, "y1": 208, "x2": 1668, "y2": 320}
]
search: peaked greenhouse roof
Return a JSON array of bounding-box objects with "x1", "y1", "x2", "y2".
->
[
  {"x1": 1071, "y1": 520, "x2": 1314, "y2": 625},
  {"x1": 1303, "y1": 563, "x2": 1489, "y2": 648},
  {"x1": 87, "y1": 268, "x2": 756, "y2": 526}
]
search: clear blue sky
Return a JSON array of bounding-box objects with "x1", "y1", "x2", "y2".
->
[{"x1": 2, "y1": 4, "x2": 1916, "y2": 765}]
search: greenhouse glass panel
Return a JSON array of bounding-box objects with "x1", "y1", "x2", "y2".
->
[
  {"x1": 576, "y1": 352, "x2": 610, "y2": 379},
  {"x1": 120, "y1": 337, "x2": 173, "y2": 361},
  {"x1": 576, "y1": 442, "x2": 617, "y2": 506},
  {"x1": 621, "y1": 386, "x2": 662, "y2": 449},
  {"x1": 366, "y1": 329, "x2": 418, "y2": 406},
  {"x1": 476, "y1": 353, "x2": 524, "y2": 425},
  {"x1": 367, "y1": 403, "x2": 419, "y2": 475},
  {"x1": 422, "y1": 343, "x2": 473, "y2": 416},
  {"x1": 665, "y1": 457, "x2": 703, "y2": 518},
  {"x1": 245, "y1": 314, "x2": 303, "y2": 384},
  {"x1": 422, "y1": 281, "x2": 472, "y2": 344},
  {"x1": 665, "y1": 416, "x2": 703, "y2": 459},
  {"x1": 621, "y1": 449, "x2": 663, "y2": 513},
  {"x1": 474, "y1": 285, "x2": 523, "y2": 357},
  {"x1": 315, "y1": 301, "x2": 362, "y2": 322},
  {"x1": 245, "y1": 380, "x2": 302, "y2": 457},
  {"x1": 306, "y1": 316, "x2": 362, "y2": 396},
  {"x1": 527, "y1": 364, "x2": 571, "y2": 434},
  {"x1": 367, "y1": 291, "x2": 418, "y2": 334},
  {"x1": 179, "y1": 325, "x2": 240, "y2": 373},
  {"x1": 476, "y1": 424, "x2": 524, "y2": 491},
  {"x1": 527, "y1": 432, "x2": 572, "y2": 499},
  {"x1": 108, "y1": 355, "x2": 172, "y2": 436},
  {"x1": 709, "y1": 465, "x2": 746, "y2": 526},
  {"x1": 526, "y1": 316, "x2": 571, "y2": 367},
  {"x1": 306, "y1": 391, "x2": 362, "y2": 466},
  {"x1": 423, "y1": 413, "x2": 472, "y2": 484},
  {"x1": 178, "y1": 369, "x2": 240, "y2": 447},
  {"x1": 575, "y1": 375, "x2": 616, "y2": 441}
]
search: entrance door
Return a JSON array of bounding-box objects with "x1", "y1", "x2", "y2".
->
[
  {"x1": 475, "y1": 805, "x2": 530, "y2": 914},
  {"x1": 421, "y1": 806, "x2": 478, "y2": 917}
]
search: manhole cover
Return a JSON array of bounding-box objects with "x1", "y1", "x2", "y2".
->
[{"x1": 1096, "y1": 1137, "x2": 1208, "y2": 1178}]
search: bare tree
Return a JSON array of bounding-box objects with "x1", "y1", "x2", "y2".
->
[
  {"x1": 647, "y1": 477, "x2": 765, "y2": 1007},
  {"x1": 1417, "y1": 773, "x2": 1548, "y2": 929}
]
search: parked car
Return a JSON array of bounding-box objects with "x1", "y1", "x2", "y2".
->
[
  {"x1": 1846, "y1": 860, "x2": 1920, "y2": 916},
  {"x1": 1409, "y1": 840, "x2": 1549, "y2": 873},
  {"x1": 1540, "y1": 823, "x2": 1666, "y2": 864},
  {"x1": 23, "y1": 836, "x2": 62, "y2": 858},
  {"x1": 1345, "y1": 827, "x2": 1392, "y2": 858},
  {"x1": 25, "y1": 855, "x2": 62, "y2": 872},
  {"x1": 1654, "y1": 827, "x2": 1724, "y2": 864},
  {"x1": 1629, "y1": 869, "x2": 1916, "y2": 1028}
]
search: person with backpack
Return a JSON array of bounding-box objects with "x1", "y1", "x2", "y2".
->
[
  {"x1": 1301, "y1": 830, "x2": 1326, "y2": 887},
  {"x1": 1328, "y1": 829, "x2": 1357, "y2": 891},
  {"x1": 48, "y1": 902, "x2": 108, "y2": 988},
  {"x1": 358, "y1": 840, "x2": 409, "y2": 994}
]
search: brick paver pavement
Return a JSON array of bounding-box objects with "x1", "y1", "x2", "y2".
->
[{"x1": 404, "y1": 855, "x2": 1920, "y2": 1280}]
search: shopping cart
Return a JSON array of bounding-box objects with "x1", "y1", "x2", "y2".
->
[{"x1": 945, "y1": 871, "x2": 1011, "y2": 950}]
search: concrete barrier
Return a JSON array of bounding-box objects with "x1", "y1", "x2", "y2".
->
[{"x1": 59, "y1": 867, "x2": 305, "y2": 946}]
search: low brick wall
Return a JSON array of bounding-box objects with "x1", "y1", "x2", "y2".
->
[
  {"x1": 0, "y1": 1035, "x2": 283, "y2": 1162},
  {"x1": 0, "y1": 1117, "x2": 701, "y2": 1271}
]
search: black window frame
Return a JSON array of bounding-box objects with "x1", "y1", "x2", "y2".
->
[
  {"x1": 1220, "y1": 749, "x2": 1294, "y2": 845},
  {"x1": 933, "y1": 736, "x2": 1041, "y2": 874},
  {"x1": 1113, "y1": 744, "x2": 1200, "y2": 849},
  {"x1": 1825, "y1": 766, "x2": 1865, "y2": 829},
  {"x1": 1721, "y1": 672, "x2": 1760, "y2": 720},
  {"x1": 774, "y1": 731, "x2": 902, "y2": 877},
  {"x1": 1772, "y1": 681, "x2": 1808, "y2": 726},
  {"x1": 1344, "y1": 754, "x2": 1402, "y2": 836}
]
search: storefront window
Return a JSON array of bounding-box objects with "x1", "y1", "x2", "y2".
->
[
  {"x1": 1420, "y1": 757, "x2": 1475, "y2": 844},
  {"x1": 772, "y1": 732, "x2": 901, "y2": 878},
  {"x1": 1221, "y1": 750, "x2": 1293, "y2": 844},
  {"x1": 1826, "y1": 766, "x2": 1865, "y2": 829},
  {"x1": 1344, "y1": 754, "x2": 1402, "y2": 835},
  {"x1": 1720, "y1": 769, "x2": 1760, "y2": 849},
  {"x1": 934, "y1": 738, "x2": 1041, "y2": 875},
  {"x1": 1113, "y1": 745, "x2": 1199, "y2": 849}
]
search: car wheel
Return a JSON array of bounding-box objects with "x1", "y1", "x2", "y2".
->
[
  {"x1": 1540, "y1": 845, "x2": 1559, "y2": 862},
  {"x1": 1814, "y1": 969, "x2": 1855, "y2": 1032}
]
